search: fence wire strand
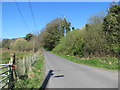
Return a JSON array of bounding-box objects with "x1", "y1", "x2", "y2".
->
[{"x1": 16, "y1": 52, "x2": 38, "y2": 78}]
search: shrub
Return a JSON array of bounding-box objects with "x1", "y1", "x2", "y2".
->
[
  {"x1": 53, "y1": 29, "x2": 85, "y2": 57},
  {"x1": 10, "y1": 38, "x2": 28, "y2": 51}
]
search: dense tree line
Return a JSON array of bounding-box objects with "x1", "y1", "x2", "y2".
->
[{"x1": 53, "y1": 3, "x2": 120, "y2": 58}]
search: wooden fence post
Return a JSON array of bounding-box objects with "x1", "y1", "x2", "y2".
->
[{"x1": 8, "y1": 53, "x2": 15, "y2": 89}]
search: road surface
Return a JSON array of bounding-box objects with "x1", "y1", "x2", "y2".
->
[{"x1": 43, "y1": 51, "x2": 118, "y2": 88}]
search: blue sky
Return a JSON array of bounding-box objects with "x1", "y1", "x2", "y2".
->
[{"x1": 2, "y1": 2, "x2": 111, "y2": 39}]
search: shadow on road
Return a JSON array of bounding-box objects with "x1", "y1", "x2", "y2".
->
[
  {"x1": 54, "y1": 75, "x2": 64, "y2": 78},
  {"x1": 40, "y1": 70, "x2": 53, "y2": 89}
]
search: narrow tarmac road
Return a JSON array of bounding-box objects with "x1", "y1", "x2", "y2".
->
[{"x1": 43, "y1": 51, "x2": 118, "y2": 88}]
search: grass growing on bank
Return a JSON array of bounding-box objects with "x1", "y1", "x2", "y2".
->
[
  {"x1": 51, "y1": 52, "x2": 119, "y2": 70},
  {"x1": 15, "y1": 54, "x2": 45, "y2": 88}
]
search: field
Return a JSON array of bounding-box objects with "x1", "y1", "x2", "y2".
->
[
  {"x1": 51, "y1": 52, "x2": 119, "y2": 70},
  {"x1": 0, "y1": 49, "x2": 33, "y2": 64}
]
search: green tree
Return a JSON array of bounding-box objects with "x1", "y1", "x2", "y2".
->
[
  {"x1": 2, "y1": 39, "x2": 11, "y2": 49},
  {"x1": 25, "y1": 33, "x2": 34, "y2": 42},
  {"x1": 39, "y1": 18, "x2": 71, "y2": 50},
  {"x1": 10, "y1": 38, "x2": 28, "y2": 51},
  {"x1": 62, "y1": 18, "x2": 71, "y2": 34},
  {"x1": 83, "y1": 14, "x2": 110, "y2": 57},
  {"x1": 103, "y1": 3, "x2": 120, "y2": 55}
]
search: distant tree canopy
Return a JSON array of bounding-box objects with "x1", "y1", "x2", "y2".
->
[
  {"x1": 2, "y1": 33, "x2": 34, "y2": 51},
  {"x1": 2, "y1": 39, "x2": 11, "y2": 49},
  {"x1": 38, "y1": 18, "x2": 71, "y2": 51},
  {"x1": 25, "y1": 33, "x2": 34, "y2": 42}
]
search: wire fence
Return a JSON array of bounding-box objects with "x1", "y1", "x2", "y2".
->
[
  {"x1": 16, "y1": 52, "x2": 39, "y2": 78},
  {"x1": 0, "y1": 52, "x2": 39, "y2": 89}
]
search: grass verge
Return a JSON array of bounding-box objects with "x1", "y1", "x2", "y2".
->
[
  {"x1": 51, "y1": 52, "x2": 119, "y2": 70},
  {"x1": 14, "y1": 54, "x2": 45, "y2": 88}
]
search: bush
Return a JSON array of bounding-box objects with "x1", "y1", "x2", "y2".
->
[
  {"x1": 53, "y1": 29, "x2": 85, "y2": 57},
  {"x1": 83, "y1": 19, "x2": 110, "y2": 57},
  {"x1": 10, "y1": 38, "x2": 28, "y2": 51}
]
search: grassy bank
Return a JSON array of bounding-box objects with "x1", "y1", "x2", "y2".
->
[
  {"x1": 51, "y1": 52, "x2": 119, "y2": 70},
  {"x1": 15, "y1": 54, "x2": 45, "y2": 88}
]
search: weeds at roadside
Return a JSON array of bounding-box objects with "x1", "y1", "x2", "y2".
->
[{"x1": 51, "y1": 52, "x2": 118, "y2": 70}]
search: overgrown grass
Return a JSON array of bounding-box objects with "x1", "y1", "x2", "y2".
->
[
  {"x1": 51, "y1": 52, "x2": 119, "y2": 70},
  {"x1": 14, "y1": 54, "x2": 45, "y2": 89}
]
